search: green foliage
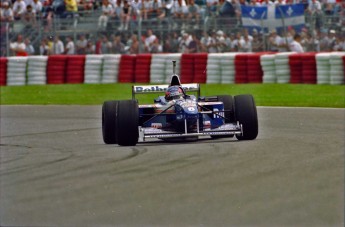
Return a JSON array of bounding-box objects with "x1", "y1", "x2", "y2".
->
[{"x1": 1, "y1": 84, "x2": 344, "y2": 107}]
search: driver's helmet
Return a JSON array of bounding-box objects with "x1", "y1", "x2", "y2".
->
[{"x1": 165, "y1": 85, "x2": 184, "y2": 101}]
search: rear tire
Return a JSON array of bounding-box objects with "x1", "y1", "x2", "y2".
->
[
  {"x1": 116, "y1": 100, "x2": 139, "y2": 146},
  {"x1": 211, "y1": 95, "x2": 235, "y2": 139},
  {"x1": 102, "y1": 100, "x2": 118, "y2": 144},
  {"x1": 234, "y1": 95, "x2": 258, "y2": 140}
]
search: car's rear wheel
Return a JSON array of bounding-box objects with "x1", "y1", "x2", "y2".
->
[
  {"x1": 234, "y1": 94, "x2": 258, "y2": 140},
  {"x1": 102, "y1": 100, "x2": 118, "y2": 144},
  {"x1": 211, "y1": 95, "x2": 235, "y2": 139},
  {"x1": 116, "y1": 100, "x2": 139, "y2": 146}
]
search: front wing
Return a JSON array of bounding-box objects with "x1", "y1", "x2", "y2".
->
[{"x1": 139, "y1": 120, "x2": 243, "y2": 141}]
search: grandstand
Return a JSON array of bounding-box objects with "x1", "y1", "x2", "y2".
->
[{"x1": 0, "y1": 0, "x2": 344, "y2": 56}]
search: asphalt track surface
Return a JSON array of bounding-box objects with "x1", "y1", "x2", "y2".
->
[{"x1": 0, "y1": 106, "x2": 344, "y2": 227}]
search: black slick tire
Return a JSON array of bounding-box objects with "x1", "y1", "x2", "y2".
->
[
  {"x1": 116, "y1": 100, "x2": 139, "y2": 146},
  {"x1": 102, "y1": 100, "x2": 118, "y2": 144},
  {"x1": 234, "y1": 94, "x2": 258, "y2": 140}
]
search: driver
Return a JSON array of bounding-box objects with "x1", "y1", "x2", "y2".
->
[{"x1": 165, "y1": 85, "x2": 185, "y2": 101}]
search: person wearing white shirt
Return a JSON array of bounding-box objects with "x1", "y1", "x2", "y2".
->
[
  {"x1": 64, "y1": 36, "x2": 75, "y2": 55},
  {"x1": 53, "y1": 36, "x2": 64, "y2": 54},
  {"x1": 29, "y1": 0, "x2": 42, "y2": 15},
  {"x1": 144, "y1": 29, "x2": 157, "y2": 52},
  {"x1": 1, "y1": 2, "x2": 14, "y2": 22},
  {"x1": 289, "y1": 34, "x2": 304, "y2": 52},
  {"x1": 98, "y1": 0, "x2": 113, "y2": 30},
  {"x1": 13, "y1": 0, "x2": 27, "y2": 20}
]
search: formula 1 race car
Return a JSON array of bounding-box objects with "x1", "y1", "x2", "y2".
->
[{"x1": 102, "y1": 61, "x2": 258, "y2": 146}]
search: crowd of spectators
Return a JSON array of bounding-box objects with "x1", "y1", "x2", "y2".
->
[{"x1": 1, "y1": 0, "x2": 344, "y2": 56}]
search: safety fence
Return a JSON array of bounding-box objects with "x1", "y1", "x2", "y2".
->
[{"x1": 0, "y1": 52, "x2": 344, "y2": 86}]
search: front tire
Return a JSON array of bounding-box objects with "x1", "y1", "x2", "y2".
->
[
  {"x1": 102, "y1": 100, "x2": 118, "y2": 144},
  {"x1": 234, "y1": 95, "x2": 258, "y2": 140},
  {"x1": 116, "y1": 100, "x2": 139, "y2": 146}
]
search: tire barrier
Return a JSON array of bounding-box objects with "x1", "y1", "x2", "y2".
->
[
  {"x1": 193, "y1": 53, "x2": 208, "y2": 84},
  {"x1": 135, "y1": 54, "x2": 151, "y2": 83},
  {"x1": 247, "y1": 53, "x2": 263, "y2": 83},
  {"x1": 0, "y1": 57, "x2": 7, "y2": 86},
  {"x1": 289, "y1": 54, "x2": 303, "y2": 84},
  {"x1": 7, "y1": 57, "x2": 28, "y2": 86},
  {"x1": 84, "y1": 54, "x2": 103, "y2": 84},
  {"x1": 1, "y1": 53, "x2": 344, "y2": 86},
  {"x1": 261, "y1": 54, "x2": 276, "y2": 83},
  {"x1": 316, "y1": 53, "x2": 331, "y2": 84},
  {"x1": 65, "y1": 55, "x2": 86, "y2": 84},
  {"x1": 102, "y1": 54, "x2": 120, "y2": 83},
  {"x1": 235, "y1": 54, "x2": 248, "y2": 83},
  {"x1": 206, "y1": 53, "x2": 222, "y2": 84},
  {"x1": 118, "y1": 54, "x2": 136, "y2": 83},
  {"x1": 150, "y1": 54, "x2": 166, "y2": 83},
  {"x1": 46, "y1": 55, "x2": 67, "y2": 84},
  {"x1": 27, "y1": 56, "x2": 48, "y2": 85},
  {"x1": 180, "y1": 54, "x2": 195, "y2": 83},
  {"x1": 275, "y1": 52, "x2": 294, "y2": 84},
  {"x1": 302, "y1": 53, "x2": 317, "y2": 84},
  {"x1": 329, "y1": 52, "x2": 345, "y2": 85},
  {"x1": 220, "y1": 53, "x2": 237, "y2": 84}
]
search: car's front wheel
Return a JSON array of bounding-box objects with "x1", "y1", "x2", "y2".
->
[
  {"x1": 234, "y1": 94, "x2": 258, "y2": 140},
  {"x1": 116, "y1": 100, "x2": 139, "y2": 146}
]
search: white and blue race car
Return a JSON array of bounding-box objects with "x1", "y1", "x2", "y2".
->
[{"x1": 102, "y1": 61, "x2": 258, "y2": 146}]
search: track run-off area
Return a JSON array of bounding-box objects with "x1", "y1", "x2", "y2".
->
[{"x1": 0, "y1": 105, "x2": 344, "y2": 226}]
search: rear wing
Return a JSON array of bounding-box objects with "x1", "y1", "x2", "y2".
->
[{"x1": 132, "y1": 84, "x2": 200, "y2": 99}]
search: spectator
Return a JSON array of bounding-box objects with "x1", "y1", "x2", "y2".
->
[
  {"x1": 216, "y1": 30, "x2": 227, "y2": 52},
  {"x1": 39, "y1": 38, "x2": 49, "y2": 55},
  {"x1": 318, "y1": 29, "x2": 330, "y2": 51},
  {"x1": 238, "y1": 33, "x2": 252, "y2": 52},
  {"x1": 129, "y1": 34, "x2": 139, "y2": 54},
  {"x1": 120, "y1": 0, "x2": 131, "y2": 30},
  {"x1": 289, "y1": 33, "x2": 304, "y2": 52},
  {"x1": 22, "y1": 5, "x2": 36, "y2": 28},
  {"x1": 164, "y1": 31, "x2": 179, "y2": 52},
  {"x1": 131, "y1": 0, "x2": 142, "y2": 20},
  {"x1": 100, "y1": 35, "x2": 112, "y2": 54},
  {"x1": 85, "y1": 40, "x2": 95, "y2": 54},
  {"x1": 13, "y1": 0, "x2": 27, "y2": 20},
  {"x1": 187, "y1": 0, "x2": 200, "y2": 29},
  {"x1": 172, "y1": 0, "x2": 188, "y2": 29},
  {"x1": 79, "y1": 0, "x2": 94, "y2": 11},
  {"x1": 274, "y1": 0, "x2": 286, "y2": 5},
  {"x1": 301, "y1": 32, "x2": 319, "y2": 52},
  {"x1": 249, "y1": 0, "x2": 261, "y2": 6},
  {"x1": 179, "y1": 32, "x2": 190, "y2": 53},
  {"x1": 251, "y1": 30, "x2": 264, "y2": 52},
  {"x1": 29, "y1": 0, "x2": 43, "y2": 18},
  {"x1": 327, "y1": 29, "x2": 336, "y2": 50},
  {"x1": 53, "y1": 36, "x2": 64, "y2": 54},
  {"x1": 261, "y1": 0, "x2": 274, "y2": 6},
  {"x1": 25, "y1": 37, "x2": 35, "y2": 55},
  {"x1": 200, "y1": 30, "x2": 210, "y2": 52},
  {"x1": 111, "y1": 0, "x2": 122, "y2": 26},
  {"x1": 333, "y1": 34, "x2": 344, "y2": 51},
  {"x1": 141, "y1": 0, "x2": 151, "y2": 20},
  {"x1": 76, "y1": 35, "x2": 87, "y2": 54},
  {"x1": 306, "y1": 0, "x2": 322, "y2": 31},
  {"x1": 98, "y1": 0, "x2": 113, "y2": 30},
  {"x1": 206, "y1": 0, "x2": 218, "y2": 16},
  {"x1": 150, "y1": 38, "x2": 163, "y2": 53},
  {"x1": 112, "y1": 34, "x2": 125, "y2": 53},
  {"x1": 186, "y1": 33, "x2": 198, "y2": 53},
  {"x1": 144, "y1": 29, "x2": 157, "y2": 52},
  {"x1": 10, "y1": 35, "x2": 27, "y2": 56},
  {"x1": 64, "y1": 0, "x2": 78, "y2": 17},
  {"x1": 231, "y1": 32, "x2": 241, "y2": 51},
  {"x1": 64, "y1": 36, "x2": 75, "y2": 54},
  {"x1": 207, "y1": 30, "x2": 218, "y2": 53},
  {"x1": 1, "y1": 1, "x2": 14, "y2": 22},
  {"x1": 268, "y1": 29, "x2": 282, "y2": 52}
]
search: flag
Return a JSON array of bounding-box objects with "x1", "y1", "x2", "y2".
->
[{"x1": 241, "y1": 4, "x2": 305, "y2": 34}]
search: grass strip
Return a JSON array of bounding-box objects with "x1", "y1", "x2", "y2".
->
[{"x1": 1, "y1": 84, "x2": 344, "y2": 107}]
